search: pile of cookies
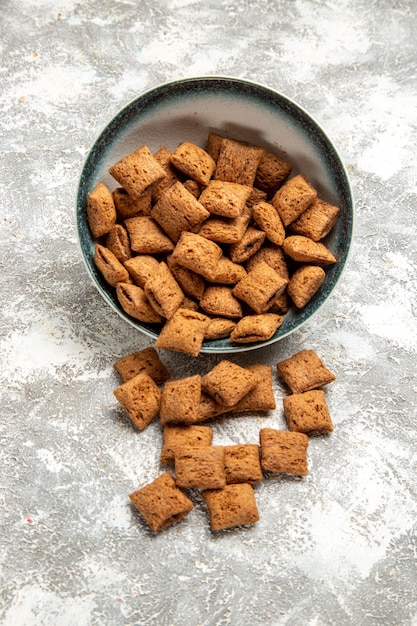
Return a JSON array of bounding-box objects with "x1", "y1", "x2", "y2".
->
[
  {"x1": 112, "y1": 347, "x2": 336, "y2": 532},
  {"x1": 87, "y1": 133, "x2": 340, "y2": 356}
]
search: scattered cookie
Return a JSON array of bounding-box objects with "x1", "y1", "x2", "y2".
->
[
  {"x1": 129, "y1": 471, "x2": 194, "y2": 532},
  {"x1": 113, "y1": 346, "x2": 170, "y2": 384},
  {"x1": 283, "y1": 389, "x2": 333, "y2": 435},
  {"x1": 159, "y1": 374, "x2": 202, "y2": 425},
  {"x1": 202, "y1": 360, "x2": 260, "y2": 407},
  {"x1": 259, "y1": 428, "x2": 309, "y2": 475},
  {"x1": 224, "y1": 444, "x2": 263, "y2": 484},
  {"x1": 175, "y1": 446, "x2": 226, "y2": 489},
  {"x1": 203, "y1": 483, "x2": 260, "y2": 531},
  {"x1": 160, "y1": 425, "x2": 214, "y2": 464},
  {"x1": 276, "y1": 349, "x2": 336, "y2": 394},
  {"x1": 114, "y1": 372, "x2": 162, "y2": 431}
]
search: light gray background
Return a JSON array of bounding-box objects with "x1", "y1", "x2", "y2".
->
[{"x1": 1, "y1": 1, "x2": 416, "y2": 625}]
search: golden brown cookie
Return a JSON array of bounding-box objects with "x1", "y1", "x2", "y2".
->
[
  {"x1": 175, "y1": 446, "x2": 226, "y2": 489},
  {"x1": 87, "y1": 182, "x2": 116, "y2": 238},
  {"x1": 259, "y1": 428, "x2": 309, "y2": 475},
  {"x1": 113, "y1": 346, "x2": 170, "y2": 384},
  {"x1": 203, "y1": 483, "x2": 260, "y2": 531},
  {"x1": 104, "y1": 224, "x2": 131, "y2": 263},
  {"x1": 199, "y1": 286, "x2": 243, "y2": 319},
  {"x1": 276, "y1": 349, "x2": 336, "y2": 394},
  {"x1": 159, "y1": 375, "x2": 202, "y2": 425},
  {"x1": 254, "y1": 149, "x2": 292, "y2": 196},
  {"x1": 230, "y1": 364, "x2": 276, "y2": 412},
  {"x1": 289, "y1": 197, "x2": 340, "y2": 241},
  {"x1": 224, "y1": 444, "x2": 263, "y2": 484},
  {"x1": 129, "y1": 472, "x2": 194, "y2": 532},
  {"x1": 124, "y1": 216, "x2": 174, "y2": 255},
  {"x1": 94, "y1": 244, "x2": 130, "y2": 287},
  {"x1": 114, "y1": 372, "x2": 162, "y2": 431},
  {"x1": 155, "y1": 308, "x2": 210, "y2": 357},
  {"x1": 124, "y1": 255, "x2": 160, "y2": 288},
  {"x1": 232, "y1": 261, "x2": 288, "y2": 314},
  {"x1": 152, "y1": 181, "x2": 210, "y2": 242},
  {"x1": 109, "y1": 145, "x2": 166, "y2": 199},
  {"x1": 229, "y1": 227, "x2": 266, "y2": 264},
  {"x1": 271, "y1": 174, "x2": 317, "y2": 226},
  {"x1": 283, "y1": 390, "x2": 333, "y2": 435},
  {"x1": 282, "y1": 235, "x2": 336, "y2": 265},
  {"x1": 215, "y1": 138, "x2": 263, "y2": 186},
  {"x1": 199, "y1": 180, "x2": 252, "y2": 218},
  {"x1": 144, "y1": 261, "x2": 184, "y2": 320},
  {"x1": 166, "y1": 256, "x2": 206, "y2": 300},
  {"x1": 252, "y1": 200, "x2": 286, "y2": 246},
  {"x1": 202, "y1": 360, "x2": 260, "y2": 407},
  {"x1": 160, "y1": 425, "x2": 214, "y2": 464},
  {"x1": 171, "y1": 232, "x2": 223, "y2": 278},
  {"x1": 113, "y1": 187, "x2": 152, "y2": 220},
  {"x1": 170, "y1": 141, "x2": 216, "y2": 186},
  {"x1": 204, "y1": 317, "x2": 237, "y2": 340},
  {"x1": 116, "y1": 282, "x2": 164, "y2": 324},
  {"x1": 198, "y1": 205, "x2": 252, "y2": 244},
  {"x1": 287, "y1": 265, "x2": 326, "y2": 308}
]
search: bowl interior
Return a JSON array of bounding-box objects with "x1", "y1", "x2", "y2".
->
[{"x1": 76, "y1": 77, "x2": 353, "y2": 353}]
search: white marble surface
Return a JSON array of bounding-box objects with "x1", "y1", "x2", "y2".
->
[{"x1": 1, "y1": 1, "x2": 416, "y2": 625}]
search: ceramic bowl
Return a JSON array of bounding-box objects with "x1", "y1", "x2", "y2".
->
[{"x1": 76, "y1": 76, "x2": 354, "y2": 353}]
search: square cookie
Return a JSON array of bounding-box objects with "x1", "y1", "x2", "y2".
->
[
  {"x1": 175, "y1": 446, "x2": 226, "y2": 489},
  {"x1": 215, "y1": 138, "x2": 263, "y2": 186},
  {"x1": 203, "y1": 483, "x2": 260, "y2": 531},
  {"x1": 224, "y1": 444, "x2": 262, "y2": 484},
  {"x1": 232, "y1": 261, "x2": 288, "y2": 314},
  {"x1": 271, "y1": 174, "x2": 317, "y2": 226},
  {"x1": 199, "y1": 180, "x2": 252, "y2": 218},
  {"x1": 87, "y1": 182, "x2": 116, "y2": 238},
  {"x1": 202, "y1": 360, "x2": 260, "y2": 407},
  {"x1": 170, "y1": 141, "x2": 216, "y2": 186},
  {"x1": 144, "y1": 261, "x2": 184, "y2": 320},
  {"x1": 155, "y1": 308, "x2": 210, "y2": 357},
  {"x1": 260, "y1": 428, "x2": 309, "y2": 476},
  {"x1": 276, "y1": 349, "x2": 336, "y2": 394},
  {"x1": 230, "y1": 364, "x2": 276, "y2": 412},
  {"x1": 289, "y1": 197, "x2": 340, "y2": 241},
  {"x1": 129, "y1": 471, "x2": 194, "y2": 532},
  {"x1": 160, "y1": 425, "x2": 214, "y2": 464},
  {"x1": 113, "y1": 372, "x2": 162, "y2": 431},
  {"x1": 159, "y1": 375, "x2": 202, "y2": 425},
  {"x1": 109, "y1": 145, "x2": 166, "y2": 199},
  {"x1": 283, "y1": 390, "x2": 333, "y2": 434},
  {"x1": 113, "y1": 346, "x2": 170, "y2": 384},
  {"x1": 152, "y1": 181, "x2": 210, "y2": 242}
]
